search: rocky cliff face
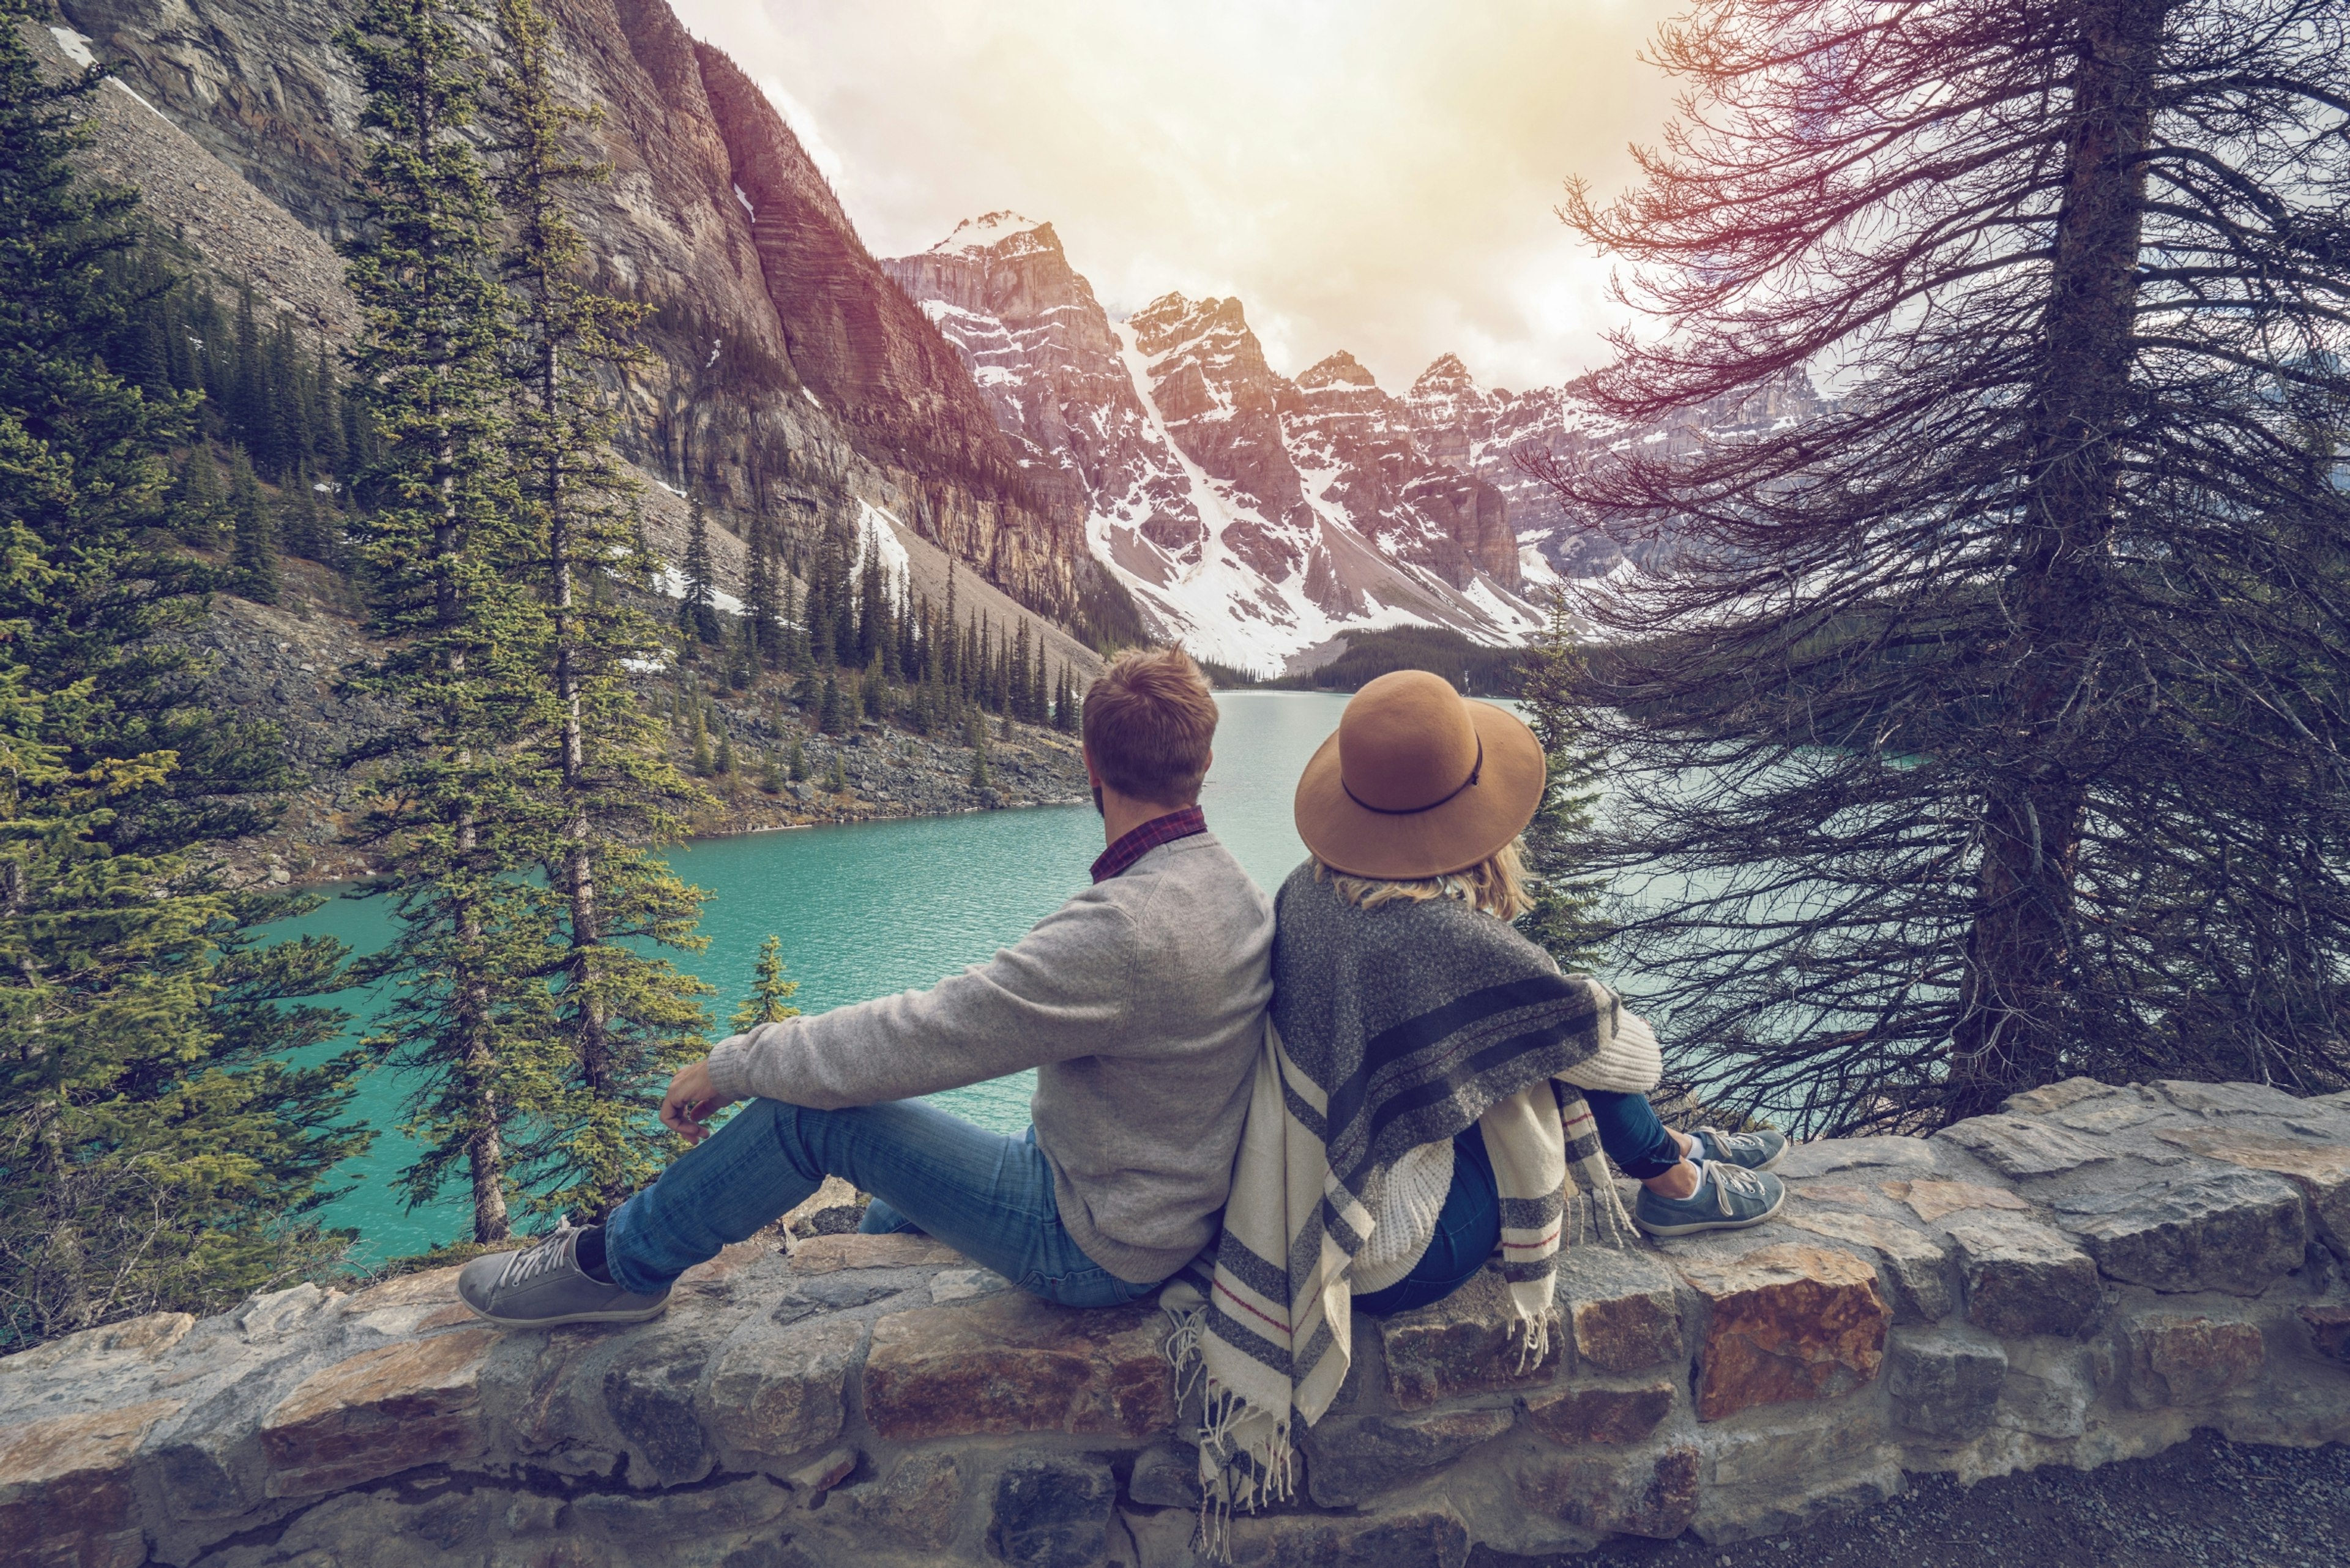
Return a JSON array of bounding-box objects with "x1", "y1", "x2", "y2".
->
[
  {"x1": 886, "y1": 218, "x2": 1545, "y2": 672},
  {"x1": 56, "y1": 0, "x2": 1116, "y2": 629},
  {"x1": 1405, "y1": 353, "x2": 1830, "y2": 580}
]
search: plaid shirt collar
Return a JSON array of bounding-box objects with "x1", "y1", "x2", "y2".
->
[{"x1": 1090, "y1": 805, "x2": 1208, "y2": 884}]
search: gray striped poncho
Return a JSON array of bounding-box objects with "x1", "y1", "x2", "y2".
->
[{"x1": 1162, "y1": 865, "x2": 1639, "y2": 1550}]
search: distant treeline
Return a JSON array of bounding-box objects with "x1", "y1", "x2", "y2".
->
[{"x1": 1261, "y1": 626, "x2": 1529, "y2": 696}]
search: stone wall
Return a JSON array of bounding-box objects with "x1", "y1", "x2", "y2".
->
[{"x1": 7, "y1": 1078, "x2": 2349, "y2": 1568}]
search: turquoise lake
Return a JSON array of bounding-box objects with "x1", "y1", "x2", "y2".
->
[{"x1": 275, "y1": 690, "x2": 1356, "y2": 1260}]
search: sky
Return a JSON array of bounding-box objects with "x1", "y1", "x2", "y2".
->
[{"x1": 669, "y1": 0, "x2": 1679, "y2": 395}]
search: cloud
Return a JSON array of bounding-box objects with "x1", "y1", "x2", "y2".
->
[{"x1": 669, "y1": 0, "x2": 1676, "y2": 392}]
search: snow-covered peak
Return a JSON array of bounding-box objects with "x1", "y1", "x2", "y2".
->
[
  {"x1": 1297, "y1": 350, "x2": 1379, "y2": 391},
  {"x1": 1412, "y1": 353, "x2": 1477, "y2": 395},
  {"x1": 930, "y1": 211, "x2": 1053, "y2": 256}
]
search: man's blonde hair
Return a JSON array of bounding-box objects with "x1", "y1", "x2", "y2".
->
[
  {"x1": 1313, "y1": 838, "x2": 1535, "y2": 922},
  {"x1": 1083, "y1": 646, "x2": 1218, "y2": 805}
]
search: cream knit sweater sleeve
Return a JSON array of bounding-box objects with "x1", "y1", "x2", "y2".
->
[{"x1": 1554, "y1": 980, "x2": 1665, "y2": 1095}]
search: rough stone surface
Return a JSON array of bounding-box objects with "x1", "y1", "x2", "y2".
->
[
  {"x1": 1935, "y1": 1114, "x2": 2114, "y2": 1178},
  {"x1": 1304, "y1": 1406, "x2": 1513, "y2": 1507},
  {"x1": 1887, "y1": 1328, "x2": 2008, "y2": 1439},
  {"x1": 1675, "y1": 1244, "x2": 1890, "y2": 1420},
  {"x1": 1558, "y1": 1245, "x2": 1683, "y2": 1372},
  {"x1": 2120, "y1": 1312, "x2": 2267, "y2": 1409},
  {"x1": 2154, "y1": 1126, "x2": 2350, "y2": 1251},
  {"x1": 1376, "y1": 1267, "x2": 1564, "y2": 1411},
  {"x1": 1519, "y1": 1444, "x2": 1704, "y2": 1539},
  {"x1": 9, "y1": 1079, "x2": 2350, "y2": 1566},
  {"x1": 1947, "y1": 1215, "x2": 2103, "y2": 1338},
  {"x1": 989, "y1": 1454, "x2": 1116, "y2": 1568},
  {"x1": 862, "y1": 1291, "x2": 1171, "y2": 1439},
  {"x1": 2052, "y1": 1167, "x2": 2308, "y2": 1294},
  {"x1": 1521, "y1": 1383, "x2": 1677, "y2": 1446}
]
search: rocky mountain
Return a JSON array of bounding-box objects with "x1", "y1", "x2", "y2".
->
[
  {"x1": 1404, "y1": 354, "x2": 1829, "y2": 580},
  {"x1": 52, "y1": 0, "x2": 1130, "y2": 638},
  {"x1": 886, "y1": 216, "x2": 1545, "y2": 673}
]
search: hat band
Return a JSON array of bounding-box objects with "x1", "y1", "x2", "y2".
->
[{"x1": 1340, "y1": 736, "x2": 1485, "y2": 816}]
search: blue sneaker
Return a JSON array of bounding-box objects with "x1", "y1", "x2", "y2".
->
[
  {"x1": 1634, "y1": 1162, "x2": 1786, "y2": 1238},
  {"x1": 1693, "y1": 1125, "x2": 1787, "y2": 1172}
]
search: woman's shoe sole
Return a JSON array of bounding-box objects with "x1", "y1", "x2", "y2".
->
[
  {"x1": 465, "y1": 1299, "x2": 671, "y2": 1329},
  {"x1": 1632, "y1": 1186, "x2": 1786, "y2": 1238}
]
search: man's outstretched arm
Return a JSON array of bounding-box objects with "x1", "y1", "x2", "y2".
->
[{"x1": 668, "y1": 894, "x2": 1139, "y2": 1137}]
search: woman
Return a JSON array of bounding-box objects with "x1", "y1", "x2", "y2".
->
[
  {"x1": 1171, "y1": 671, "x2": 1787, "y2": 1539},
  {"x1": 1281, "y1": 668, "x2": 1786, "y2": 1318}
]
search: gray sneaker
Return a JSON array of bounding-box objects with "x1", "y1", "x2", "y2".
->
[
  {"x1": 1634, "y1": 1162, "x2": 1786, "y2": 1238},
  {"x1": 457, "y1": 1226, "x2": 671, "y2": 1329},
  {"x1": 1694, "y1": 1124, "x2": 1788, "y2": 1172}
]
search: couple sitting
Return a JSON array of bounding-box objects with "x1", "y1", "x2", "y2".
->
[{"x1": 460, "y1": 648, "x2": 1785, "y2": 1338}]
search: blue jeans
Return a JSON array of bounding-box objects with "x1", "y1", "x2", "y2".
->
[
  {"x1": 1352, "y1": 1088, "x2": 1682, "y2": 1316},
  {"x1": 600, "y1": 1097, "x2": 1162, "y2": 1308}
]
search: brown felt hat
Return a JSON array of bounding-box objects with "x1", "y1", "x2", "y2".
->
[{"x1": 1294, "y1": 670, "x2": 1547, "y2": 881}]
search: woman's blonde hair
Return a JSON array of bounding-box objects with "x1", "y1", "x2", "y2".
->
[{"x1": 1314, "y1": 838, "x2": 1535, "y2": 922}]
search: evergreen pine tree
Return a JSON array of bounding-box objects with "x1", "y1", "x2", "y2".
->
[
  {"x1": 0, "y1": 5, "x2": 365, "y2": 1345},
  {"x1": 311, "y1": 338, "x2": 346, "y2": 477},
  {"x1": 818, "y1": 672, "x2": 844, "y2": 735},
  {"x1": 226, "y1": 447, "x2": 281, "y2": 604},
  {"x1": 1516, "y1": 600, "x2": 1612, "y2": 973},
  {"x1": 968, "y1": 711, "x2": 990, "y2": 791},
  {"x1": 676, "y1": 490, "x2": 720, "y2": 646},
  {"x1": 690, "y1": 702, "x2": 712, "y2": 774},
  {"x1": 742, "y1": 520, "x2": 782, "y2": 669},
  {"x1": 788, "y1": 734, "x2": 807, "y2": 782},
  {"x1": 490, "y1": 0, "x2": 713, "y2": 1220},
  {"x1": 715, "y1": 725, "x2": 734, "y2": 780},
  {"x1": 856, "y1": 520, "x2": 886, "y2": 665},
  {"x1": 229, "y1": 282, "x2": 263, "y2": 449},
  {"x1": 337, "y1": 0, "x2": 567, "y2": 1245},
  {"x1": 758, "y1": 752, "x2": 783, "y2": 794},
  {"x1": 166, "y1": 442, "x2": 226, "y2": 545},
  {"x1": 827, "y1": 752, "x2": 848, "y2": 795},
  {"x1": 730, "y1": 935, "x2": 800, "y2": 1030}
]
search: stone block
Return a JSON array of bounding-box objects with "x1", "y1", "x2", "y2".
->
[
  {"x1": 845, "y1": 1450, "x2": 963, "y2": 1550},
  {"x1": 2155, "y1": 1127, "x2": 2350, "y2": 1252},
  {"x1": 1788, "y1": 1181, "x2": 1879, "y2": 1208},
  {"x1": 258, "y1": 1327, "x2": 497, "y2": 1495},
  {"x1": 1557, "y1": 1247, "x2": 1681, "y2": 1373},
  {"x1": 862, "y1": 1292, "x2": 1171, "y2": 1441},
  {"x1": 703, "y1": 1315, "x2": 863, "y2": 1465},
  {"x1": 1674, "y1": 1244, "x2": 1889, "y2": 1421},
  {"x1": 1781, "y1": 1209, "x2": 1955, "y2": 1321},
  {"x1": 2120, "y1": 1313, "x2": 2266, "y2": 1408},
  {"x1": 1881, "y1": 1179, "x2": 2031, "y2": 1225},
  {"x1": 2154, "y1": 1079, "x2": 2310, "y2": 1117},
  {"x1": 1226, "y1": 1504, "x2": 1471, "y2": 1567},
  {"x1": 1946, "y1": 1215, "x2": 2100, "y2": 1338},
  {"x1": 1520, "y1": 1383, "x2": 1676, "y2": 1446},
  {"x1": 786, "y1": 1232, "x2": 965, "y2": 1273},
  {"x1": 0, "y1": 1310, "x2": 193, "y2": 1385},
  {"x1": 1934, "y1": 1114, "x2": 2112, "y2": 1178},
  {"x1": 1702, "y1": 1406, "x2": 1887, "y2": 1488},
  {"x1": 1376, "y1": 1268, "x2": 1564, "y2": 1411},
  {"x1": 565, "y1": 1476, "x2": 792, "y2": 1544},
  {"x1": 1886, "y1": 1327, "x2": 2007, "y2": 1439},
  {"x1": 600, "y1": 1326, "x2": 718, "y2": 1485},
  {"x1": 2302, "y1": 1303, "x2": 2350, "y2": 1364},
  {"x1": 1517, "y1": 1444, "x2": 1701, "y2": 1539},
  {"x1": 1128, "y1": 1437, "x2": 1201, "y2": 1509},
  {"x1": 1777, "y1": 1137, "x2": 1938, "y2": 1179},
  {"x1": 988, "y1": 1454, "x2": 1116, "y2": 1568},
  {"x1": 0, "y1": 1399, "x2": 180, "y2": 1568},
  {"x1": 2001, "y1": 1078, "x2": 2120, "y2": 1116},
  {"x1": 1995, "y1": 1340, "x2": 2095, "y2": 1438},
  {"x1": 2052, "y1": 1168, "x2": 2307, "y2": 1294},
  {"x1": 1303, "y1": 1407, "x2": 1512, "y2": 1508}
]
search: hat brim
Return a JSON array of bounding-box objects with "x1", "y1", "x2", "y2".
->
[{"x1": 1294, "y1": 700, "x2": 1548, "y2": 880}]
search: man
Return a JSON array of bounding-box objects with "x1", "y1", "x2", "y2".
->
[{"x1": 459, "y1": 646, "x2": 1272, "y2": 1326}]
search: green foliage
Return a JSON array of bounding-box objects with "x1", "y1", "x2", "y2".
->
[
  {"x1": 166, "y1": 442, "x2": 226, "y2": 545},
  {"x1": 676, "y1": 491, "x2": 719, "y2": 645},
  {"x1": 488, "y1": 0, "x2": 711, "y2": 1223},
  {"x1": 729, "y1": 935, "x2": 800, "y2": 1031},
  {"x1": 1270, "y1": 626, "x2": 1526, "y2": 695},
  {"x1": 788, "y1": 735, "x2": 807, "y2": 782},
  {"x1": 227, "y1": 447, "x2": 280, "y2": 605},
  {"x1": 826, "y1": 752, "x2": 848, "y2": 795},
  {"x1": 1516, "y1": 601, "x2": 1612, "y2": 974},
  {"x1": 0, "y1": 4, "x2": 362, "y2": 1348}
]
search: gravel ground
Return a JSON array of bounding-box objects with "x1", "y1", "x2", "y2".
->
[{"x1": 1478, "y1": 1432, "x2": 2349, "y2": 1568}]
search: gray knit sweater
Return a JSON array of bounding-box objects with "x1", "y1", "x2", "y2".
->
[{"x1": 704, "y1": 832, "x2": 1275, "y2": 1283}]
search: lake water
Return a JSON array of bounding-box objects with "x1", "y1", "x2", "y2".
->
[{"x1": 275, "y1": 691, "x2": 1355, "y2": 1260}]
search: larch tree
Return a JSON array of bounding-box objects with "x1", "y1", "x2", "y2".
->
[
  {"x1": 1535, "y1": 0, "x2": 2350, "y2": 1131},
  {"x1": 487, "y1": 0, "x2": 713, "y2": 1222},
  {"x1": 337, "y1": 0, "x2": 565, "y2": 1244}
]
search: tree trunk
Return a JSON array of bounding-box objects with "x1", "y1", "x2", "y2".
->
[{"x1": 1949, "y1": 0, "x2": 2162, "y2": 1118}]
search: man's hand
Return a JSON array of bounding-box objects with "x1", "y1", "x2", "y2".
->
[{"x1": 660, "y1": 1059, "x2": 739, "y2": 1144}]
